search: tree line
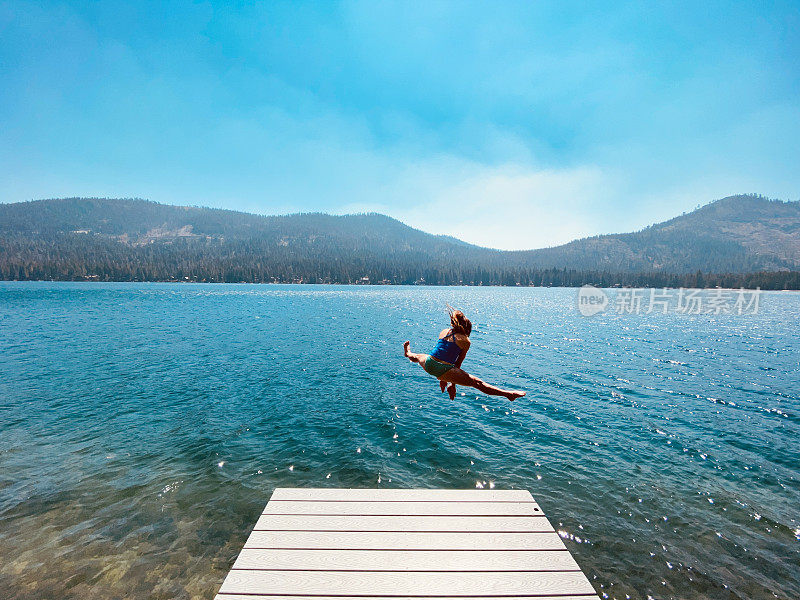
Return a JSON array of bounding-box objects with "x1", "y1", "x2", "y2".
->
[{"x1": 2, "y1": 234, "x2": 798, "y2": 289}]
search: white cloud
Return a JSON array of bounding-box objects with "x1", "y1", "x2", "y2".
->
[{"x1": 338, "y1": 159, "x2": 621, "y2": 250}]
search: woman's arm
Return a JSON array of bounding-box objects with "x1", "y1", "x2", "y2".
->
[{"x1": 455, "y1": 339, "x2": 470, "y2": 369}]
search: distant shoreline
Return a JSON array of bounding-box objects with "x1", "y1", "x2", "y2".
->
[{"x1": 3, "y1": 279, "x2": 799, "y2": 291}]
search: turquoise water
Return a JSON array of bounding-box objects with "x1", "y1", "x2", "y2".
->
[{"x1": 0, "y1": 282, "x2": 798, "y2": 600}]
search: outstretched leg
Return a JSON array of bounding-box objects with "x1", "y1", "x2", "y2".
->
[
  {"x1": 440, "y1": 367, "x2": 525, "y2": 401},
  {"x1": 403, "y1": 341, "x2": 428, "y2": 366}
]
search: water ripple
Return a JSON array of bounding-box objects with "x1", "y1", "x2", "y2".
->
[{"x1": 0, "y1": 282, "x2": 798, "y2": 600}]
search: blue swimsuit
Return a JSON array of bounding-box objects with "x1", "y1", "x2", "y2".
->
[{"x1": 424, "y1": 330, "x2": 462, "y2": 378}]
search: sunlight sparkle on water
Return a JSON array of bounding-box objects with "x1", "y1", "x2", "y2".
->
[{"x1": 1, "y1": 284, "x2": 798, "y2": 600}]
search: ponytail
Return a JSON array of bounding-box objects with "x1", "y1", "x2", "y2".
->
[{"x1": 447, "y1": 305, "x2": 472, "y2": 336}]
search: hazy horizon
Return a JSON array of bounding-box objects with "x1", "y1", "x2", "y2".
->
[{"x1": 8, "y1": 192, "x2": 798, "y2": 253}]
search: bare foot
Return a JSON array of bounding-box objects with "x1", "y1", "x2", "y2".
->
[
  {"x1": 447, "y1": 383, "x2": 456, "y2": 400},
  {"x1": 403, "y1": 341, "x2": 411, "y2": 359},
  {"x1": 505, "y1": 390, "x2": 526, "y2": 401},
  {"x1": 439, "y1": 380, "x2": 447, "y2": 393}
]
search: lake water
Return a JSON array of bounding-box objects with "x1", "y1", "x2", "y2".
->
[{"x1": 0, "y1": 282, "x2": 798, "y2": 600}]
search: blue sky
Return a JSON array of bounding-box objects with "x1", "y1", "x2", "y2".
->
[{"x1": 1, "y1": 1, "x2": 798, "y2": 249}]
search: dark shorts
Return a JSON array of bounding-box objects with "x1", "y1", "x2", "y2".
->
[{"x1": 423, "y1": 356, "x2": 454, "y2": 378}]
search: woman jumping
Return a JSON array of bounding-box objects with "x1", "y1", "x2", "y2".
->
[{"x1": 403, "y1": 308, "x2": 526, "y2": 401}]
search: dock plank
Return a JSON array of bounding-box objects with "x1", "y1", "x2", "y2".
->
[
  {"x1": 253, "y1": 514, "x2": 555, "y2": 532},
  {"x1": 217, "y1": 596, "x2": 599, "y2": 600},
  {"x1": 218, "y1": 570, "x2": 597, "y2": 596},
  {"x1": 264, "y1": 500, "x2": 541, "y2": 516},
  {"x1": 243, "y1": 530, "x2": 568, "y2": 551},
  {"x1": 232, "y1": 548, "x2": 581, "y2": 572},
  {"x1": 269, "y1": 488, "x2": 534, "y2": 502}
]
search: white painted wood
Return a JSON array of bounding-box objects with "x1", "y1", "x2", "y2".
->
[
  {"x1": 263, "y1": 500, "x2": 541, "y2": 516},
  {"x1": 253, "y1": 514, "x2": 554, "y2": 532},
  {"x1": 269, "y1": 487, "x2": 534, "y2": 502},
  {"x1": 231, "y1": 548, "x2": 581, "y2": 572},
  {"x1": 214, "y1": 488, "x2": 600, "y2": 600},
  {"x1": 217, "y1": 570, "x2": 597, "y2": 596},
  {"x1": 216, "y1": 596, "x2": 600, "y2": 600},
  {"x1": 243, "y1": 530, "x2": 568, "y2": 551}
]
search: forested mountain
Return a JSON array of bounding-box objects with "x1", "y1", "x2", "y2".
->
[
  {"x1": 517, "y1": 195, "x2": 800, "y2": 273},
  {"x1": 1, "y1": 195, "x2": 799, "y2": 288}
]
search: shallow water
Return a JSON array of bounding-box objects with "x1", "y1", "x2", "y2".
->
[{"x1": 0, "y1": 282, "x2": 798, "y2": 600}]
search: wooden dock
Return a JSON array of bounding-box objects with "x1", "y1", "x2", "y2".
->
[{"x1": 214, "y1": 488, "x2": 599, "y2": 600}]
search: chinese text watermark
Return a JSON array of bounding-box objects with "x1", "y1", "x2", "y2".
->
[{"x1": 577, "y1": 285, "x2": 761, "y2": 316}]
